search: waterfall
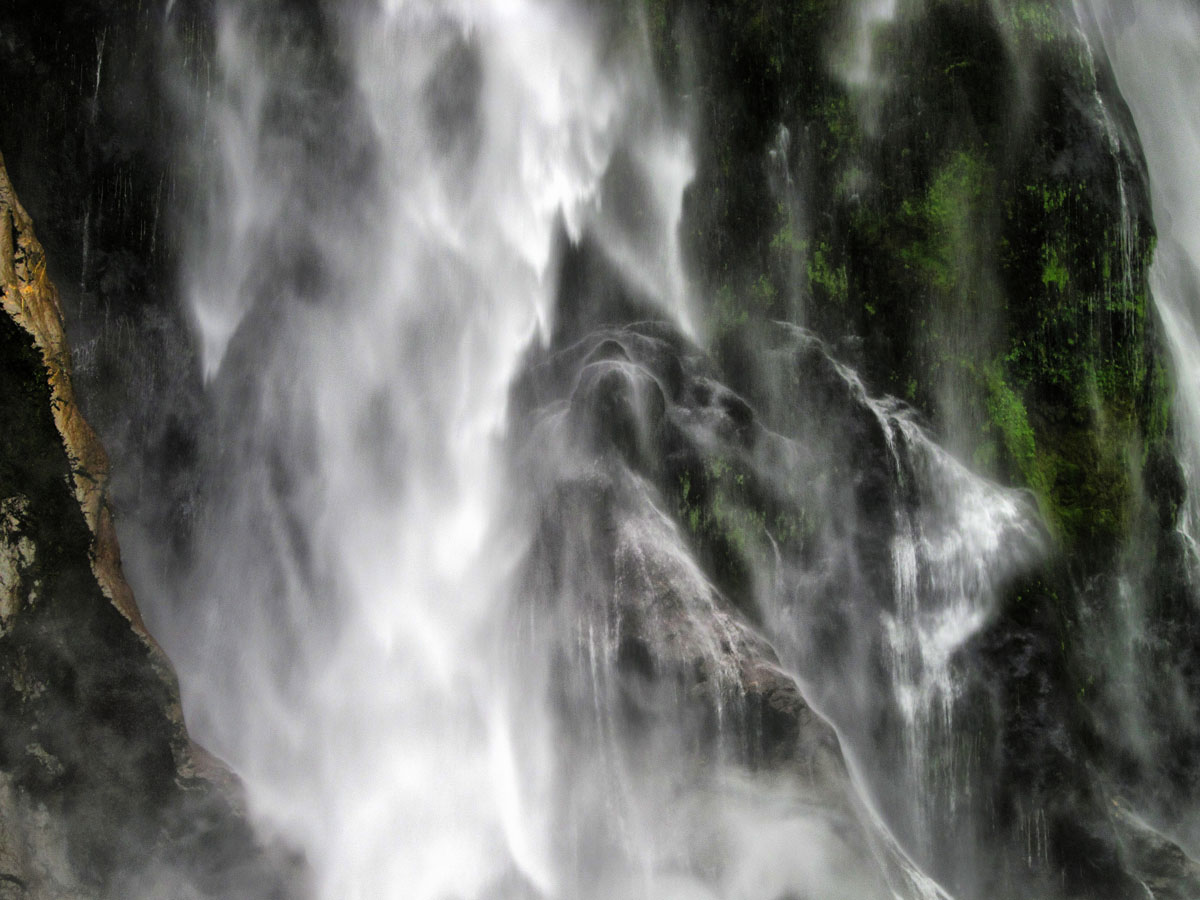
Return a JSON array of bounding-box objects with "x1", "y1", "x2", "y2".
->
[
  {"x1": 156, "y1": 0, "x2": 1041, "y2": 895},
  {"x1": 1086, "y1": 0, "x2": 1200, "y2": 555},
  {"x1": 738, "y1": 327, "x2": 1044, "y2": 887},
  {"x1": 73, "y1": 0, "x2": 1200, "y2": 897},
  {"x1": 159, "y1": 1, "x2": 693, "y2": 897},
  {"x1": 160, "y1": 0, "x2": 946, "y2": 893},
  {"x1": 1082, "y1": 0, "x2": 1200, "y2": 852}
]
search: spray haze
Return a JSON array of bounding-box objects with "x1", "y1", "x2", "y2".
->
[{"x1": 156, "y1": 1, "x2": 709, "y2": 897}]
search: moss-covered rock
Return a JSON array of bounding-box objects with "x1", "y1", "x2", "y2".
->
[
  {"x1": 650, "y1": 0, "x2": 1170, "y2": 566},
  {"x1": 637, "y1": 1, "x2": 1196, "y2": 896}
]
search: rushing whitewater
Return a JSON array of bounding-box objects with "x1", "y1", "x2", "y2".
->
[
  {"x1": 89, "y1": 0, "x2": 1198, "y2": 897},
  {"x1": 155, "y1": 1, "x2": 721, "y2": 897},
  {"x1": 159, "y1": 1, "x2": 691, "y2": 896}
]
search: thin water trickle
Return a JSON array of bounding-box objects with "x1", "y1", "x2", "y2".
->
[{"x1": 91, "y1": 29, "x2": 106, "y2": 123}]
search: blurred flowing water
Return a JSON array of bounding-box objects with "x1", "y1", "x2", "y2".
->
[
  {"x1": 1084, "y1": 0, "x2": 1200, "y2": 851},
  {"x1": 112, "y1": 0, "x2": 1198, "y2": 897},
  {"x1": 739, "y1": 329, "x2": 1045, "y2": 891},
  {"x1": 161, "y1": 1, "x2": 693, "y2": 896}
]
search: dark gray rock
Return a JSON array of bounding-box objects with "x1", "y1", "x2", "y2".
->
[{"x1": 0, "y1": 152, "x2": 305, "y2": 899}]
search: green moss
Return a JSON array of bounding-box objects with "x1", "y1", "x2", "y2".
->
[
  {"x1": 769, "y1": 205, "x2": 805, "y2": 255},
  {"x1": 972, "y1": 351, "x2": 1145, "y2": 554},
  {"x1": 708, "y1": 270, "x2": 784, "y2": 345},
  {"x1": 984, "y1": 365, "x2": 1047, "y2": 496},
  {"x1": 772, "y1": 509, "x2": 811, "y2": 546},
  {"x1": 836, "y1": 165, "x2": 868, "y2": 199},
  {"x1": 898, "y1": 150, "x2": 991, "y2": 294},
  {"x1": 999, "y1": 1, "x2": 1062, "y2": 43},
  {"x1": 1146, "y1": 357, "x2": 1173, "y2": 443},
  {"x1": 1035, "y1": 184, "x2": 1069, "y2": 213},
  {"x1": 710, "y1": 282, "x2": 748, "y2": 337},
  {"x1": 927, "y1": 151, "x2": 990, "y2": 226},
  {"x1": 817, "y1": 95, "x2": 858, "y2": 162},
  {"x1": 1041, "y1": 430, "x2": 1133, "y2": 551},
  {"x1": 675, "y1": 454, "x2": 812, "y2": 611},
  {"x1": 989, "y1": 138, "x2": 1166, "y2": 553},
  {"x1": 750, "y1": 273, "x2": 778, "y2": 309},
  {"x1": 807, "y1": 241, "x2": 848, "y2": 306},
  {"x1": 1041, "y1": 244, "x2": 1070, "y2": 290}
]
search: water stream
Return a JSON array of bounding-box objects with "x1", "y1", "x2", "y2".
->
[
  {"x1": 157, "y1": 2, "x2": 713, "y2": 897},
  {"x1": 1083, "y1": 0, "x2": 1200, "y2": 852},
  {"x1": 104, "y1": 0, "x2": 1200, "y2": 897},
  {"x1": 1086, "y1": 0, "x2": 1200, "y2": 556}
]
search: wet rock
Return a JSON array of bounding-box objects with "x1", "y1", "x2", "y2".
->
[
  {"x1": 512, "y1": 314, "x2": 891, "y2": 894},
  {"x1": 0, "y1": 153, "x2": 304, "y2": 898}
]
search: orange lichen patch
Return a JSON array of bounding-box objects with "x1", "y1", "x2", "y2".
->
[{"x1": 0, "y1": 151, "x2": 151, "y2": 639}]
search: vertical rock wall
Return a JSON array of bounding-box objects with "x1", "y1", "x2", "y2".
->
[{"x1": 0, "y1": 152, "x2": 300, "y2": 899}]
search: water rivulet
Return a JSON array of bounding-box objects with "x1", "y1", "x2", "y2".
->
[{"x1": 3, "y1": 0, "x2": 1200, "y2": 898}]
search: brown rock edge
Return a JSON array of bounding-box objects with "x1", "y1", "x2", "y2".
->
[
  {"x1": 0, "y1": 150, "x2": 300, "y2": 898},
  {"x1": 0, "y1": 148, "x2": 208, "y2": 775}
]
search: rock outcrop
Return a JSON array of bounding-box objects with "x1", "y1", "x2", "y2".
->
[
  {"x1": 637, "y1": 2, "x2": 1200, "y2": 897},
  {"x1": 0, "y1": 152, "x2": 301, "y2": 899},
  {"x1": 510, "y1": 268, "x2": 938, "y2": 896}
]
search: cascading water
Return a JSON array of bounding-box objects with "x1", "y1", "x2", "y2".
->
[
  {"x1": 152, "y1": 0, "x2": 999, "y2": 894},
  {"x1": 1082, "y1": 0, "x2": 1200, "y2": 852},
  {"x1": 879, "y1": 406, "x2": 1044, "y2": 857},
  {"x1": 1087, "y1": 0, "x2": 1200, "y2": 557},
  {"x1": 70, "y1": 0, "x2": 1200, "y2": 897},
  {"x1": 153, "y1": 1, "x2": 699, "y2": 897},
  {"x1": 728, "y1": 326, "x2": 1045, "y2": 893}
]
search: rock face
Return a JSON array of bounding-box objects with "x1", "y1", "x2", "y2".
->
[
  {"x1": 635, "y1": 2, "x2": 1200, "y2": 897},
  {"x1": 509, "y1": 309, "x2": 895, "y2": 897},
  {"x1": 0, "y1": 153, "x2": 300, "y2": 899}
]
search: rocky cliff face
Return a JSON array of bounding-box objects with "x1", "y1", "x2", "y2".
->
[
  {"x1": 0, "y1": 153, "x2": 300, "y2": 899},
  {"x1": 636, "y1": 1, "x2": 1200, "y2": 896}
]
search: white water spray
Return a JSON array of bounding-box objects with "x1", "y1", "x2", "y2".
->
[{"x1": 158, "y1": 2, "x2": 693, "y2": 897}]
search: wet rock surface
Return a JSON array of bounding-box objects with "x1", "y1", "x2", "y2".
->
[
  {"x1": 510, "y1": 221, "x2": 1200, "y2": 898},
  {"x1": 0, "y1": 153, "x2": 304, "y2": 899},
  {"x1": 510, "y1": 307, "x2": 896, "y2": 894}
]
